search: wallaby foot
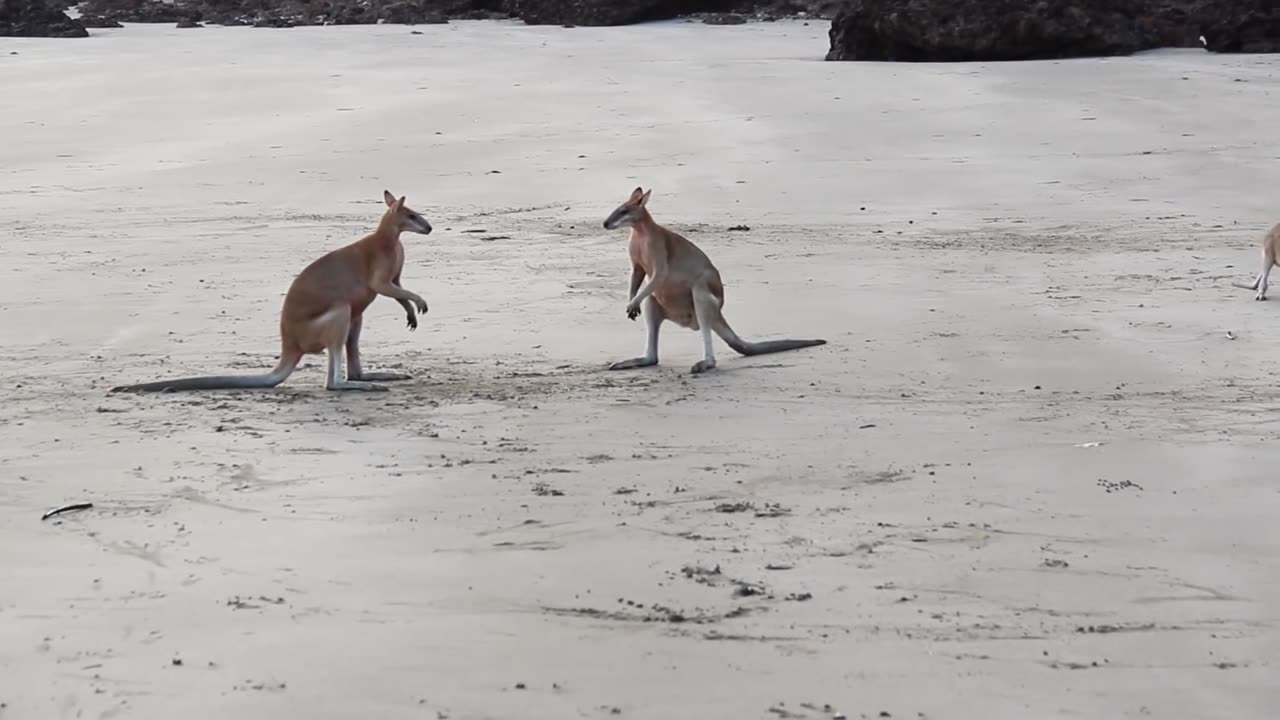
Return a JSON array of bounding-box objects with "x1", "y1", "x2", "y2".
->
[
  {"x1": 1256, "y1": 251, "x2": 1274, "y2": 299},
  {"x1": 327, "y1": 379, "x2": 389, "y2": 392},
  {"x1": 690, "y1": 284, "x2": 719, "y2": 375},
  {"x1": 690, "y1": 359, "x2": 717, "y2": 374},
  {"x1": 326, "y1": 331, "x2": 388, "y2": 391},
  {"x1": 350, "y1": 371, "x2": 412, "y2": 382},
  {"x1": 609, "y1": 357, "x2": 658, "y2": 371}
]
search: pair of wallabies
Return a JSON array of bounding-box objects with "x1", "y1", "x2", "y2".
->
[{"x1": 111, "y1": 188, "x2": 827, "y2": 394}]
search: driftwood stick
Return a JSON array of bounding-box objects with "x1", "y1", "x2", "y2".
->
[{"x1": 41, "y1": 502, "x2": 94, "y2": 521}]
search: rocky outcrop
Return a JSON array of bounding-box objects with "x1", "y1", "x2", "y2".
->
[
  {"x1": 826, "y1": 0, "x2": 1280, "y2": 62},
  {"x1": 78, "y1": 0, "x2": 479, "y2": 25},
  {"x1": 80, "y1": 0, "x2": 201, "y2": 24},
  {"x1": 58, "y1": 0, "x2": 838, "y2": 28},
  {"x1": 1194, "y1": 0, "x2": 1280, "y2": 53},
  {"x1": 504, "y1": 0, "x2": 837, "y2": 25},
  {"x1": 826, "y1": 0, "x2": 1157, "y2": 62},
  {"x1": 0, "y1": 0, "x2": 89, "y2": 36},
  {"x1": 505, "y1": 0, "x2": 702, "y2": 26}
]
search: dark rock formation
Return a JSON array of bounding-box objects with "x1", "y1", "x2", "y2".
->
[
  {"x1": 504, "y1": 0, "x2": 703, "y2": 26},
  {"x1": 505, "y1": 0, "x2": 836, "y2": 26},
  {"x1": 1194, "y1": 0, "x2": 1280, "y2": 53},
  {"x1": 827, "y1": 0, "x2": 1280, "y2": 62},
  {"x1": 80, "y1": 13, "x2": 123, "y2": 25},
  {"x1": 80, "y1": 0, "x2": 468, "y2": 26},
  {"x1": 380, "y1": 0, "x2": 449, "y2": 24},
  {"x1": 80, "y1": 0, "x2": 201, "y2": 24},
  {"x1": 0, "y1": 0, "x2": 89, "y2": 36},
  {"x1": 826, "y1": 0, "x2": 1157, "y2": 62},
  {"x1": 49, "y1": 0, "x2": 838, "y2": 30},
  {"x1": 701, "y1": 11, "x2": 745, "y2": 24}
]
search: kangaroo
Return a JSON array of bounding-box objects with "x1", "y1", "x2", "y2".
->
[
  {"x1": 111, "y1": 190, "x2": 432, "y2": 394},
  {"x1": 1232, "y1": 222, "x2": 1280, "y2": 301},
  {"x1": 602, "y1": 187, "x2": 826, "y2": 374}
]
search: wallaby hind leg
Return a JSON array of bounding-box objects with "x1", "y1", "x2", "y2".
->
[
  {"x1": 346, "y1": 313, "x2": 411, "y2": 382},
  {"x1": 690, "y1": 285, "x2": 719, "y2": 375},
  {"x1": 1257, "y1": 250, "x2": 1275, "y2": 301},
  {"x1": 609, "y1": 296, "x2": 664, "y2": 370},
  {"x1": 312, "y1": 307, "x2": 387, "y2": 392}
]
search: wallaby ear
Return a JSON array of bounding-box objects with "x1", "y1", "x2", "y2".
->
[
  {"x1": 629, "y1": 186, "x2": 644, "y2": 202},
  {"x1": 638, "y1": 188, "x2": 652, "y2": 206},
  {"x1": 383, "y1": 190, "x2": 397, "y2": 208},
  {"x1": 396, "y1": 195, "x2": 406, "y2": 211}
]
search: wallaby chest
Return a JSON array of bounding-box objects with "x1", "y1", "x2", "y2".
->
[
  {"x1": 391, "y1": 240, "x2": 406, "y2": 275},
  {"x1": 628, "y1": 228, "x2": 661, "y2": 273}
]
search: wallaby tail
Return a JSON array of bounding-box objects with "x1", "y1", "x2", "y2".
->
[
  {"x1": 712, "y1": 317, "x2": 827, "y2": 357},
  {"x1": 110, "y1": 349, "x2": 301, "y2": 393}
]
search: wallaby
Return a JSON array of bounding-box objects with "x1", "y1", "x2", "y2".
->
[
  {"x1": 1232, "y1": 222, "x2": 1280, "y2": 301},
  {"x1": 111, "y1": 190, "x2": 433, "y2": 394},
  {"x1": 602, "y1": 187, "x2": 826, "y2": 374}
]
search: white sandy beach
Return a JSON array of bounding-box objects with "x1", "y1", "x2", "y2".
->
[{"x1": 1, "y1": 18, "x2": 1279, "y2": 720}]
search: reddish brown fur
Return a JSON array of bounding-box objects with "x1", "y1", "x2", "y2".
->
[
  {"x1": 604, "y1": 186, "x2": 826, "y2": 374},
  {"x1": 1234, "y1": 222, "x2": 1280, "y2": 301},
  {"x1": 624, "y1": 205, "x2": 725, "y2": 330},
  {"x1": 281, "y1": 208, "x2": 408, "y2": 355},
  {"x1": 111, "y1": 191, "x2": 431, "y2": 393}
]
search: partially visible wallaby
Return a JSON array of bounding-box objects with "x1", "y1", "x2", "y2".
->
[
  {"x1": 602, "y1": 186, "x2": 826, "y2": 374},
  {"x1": 112, "y1": 190, "x2": 432, "y2": 393},
  {"x1": 1233, "y1": 222, "x2": 1280, "y2": 301}
]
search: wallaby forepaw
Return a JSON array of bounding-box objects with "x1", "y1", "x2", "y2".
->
[
  {"x1": 626, "y1": 306, "x2": 641, "y2": 321},
  {"x1": 690, "y1": 360, "x2": 717, "y2": 375},
  {"x1": 406, "y1": 316, "x2": 418, "y2": 330}
]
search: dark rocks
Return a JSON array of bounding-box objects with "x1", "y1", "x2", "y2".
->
[
  {"x1": 506, "y1": 0, "x2": 838, "y2": 26},
  {"x1": 505, "y1": 0, "x2": 702, "y2": 26},
  {"x1": 734, "y1": 0, "x2": 844, "y2": 21},
  {"x1": 80, "y1": 13, "x2": 123, "y2": 26},
  {"x1": 826, "y1": 0, "x2": 1155, "y2": 62},
  {"x1": 196, "y1": 0, "x2": 465, "y2": 26},
  {"x1": 701, "y1": 11, "x2": 746, "y2": 24},
  {"x1": 11, "y1": 0, "x2": 838, "y2": 32},
  {"x1": 73, "y1": 0, "x2": 469, "y2": 26},
  {"x1": 380, "y1": 1, "x2": 449, "y2": 24},
  {"x1": 79, "y1": 0, "x2": 202, "y2": 24},
  {"x1": 827, "y1": 0, "x2": 1280, "y2": 62},
  {"x1": 1134, "y1": 3, "x2": 1200, "y2": 50},
  {"x1": 1194, "y1": 0, "x2": 1280, "y2": 53},
  {"x1": 0, "y1": 0, "x2": 89, "y2": 36}
]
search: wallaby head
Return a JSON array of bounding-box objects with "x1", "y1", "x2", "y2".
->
[
  {"x1": 381, "y1": 190, "x2": 433, "y2": 236},
  {"x1": 603, "y1": 187, "x2": 653, "y2": 230}
]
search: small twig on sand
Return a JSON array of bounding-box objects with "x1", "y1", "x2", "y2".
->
[{"x1": 41, "y1": 502, "x2": 94, "y2": 521}]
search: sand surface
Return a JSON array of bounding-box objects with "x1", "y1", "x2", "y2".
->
[{"x1": 2, "y1": 19, "x2": 1279, "y2": 720}]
